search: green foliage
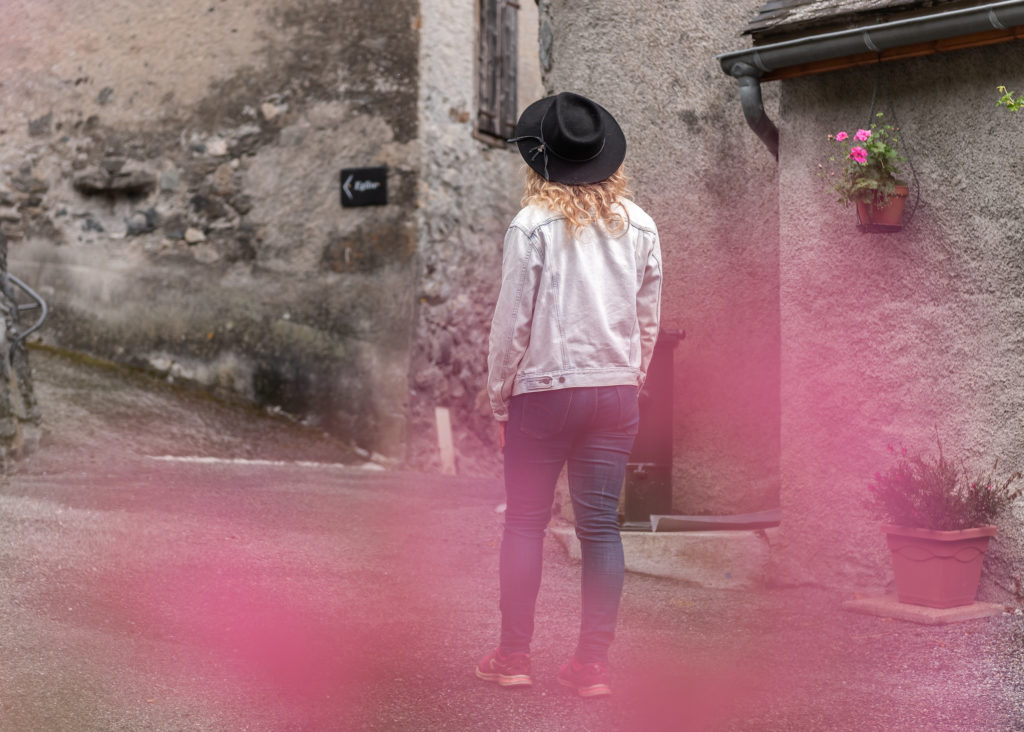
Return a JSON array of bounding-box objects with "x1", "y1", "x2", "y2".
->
[
  {"x1": 820, "y1": 112, "x2": 905, "y2": 207},
  {"x1": 866, "y1": 439, "x2": 1023, "y2": 531},
  {"x1": 997, "y1": 85, "x2": 1024, "y2": 113}
]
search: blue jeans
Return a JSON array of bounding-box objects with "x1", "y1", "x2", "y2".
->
[{"x1": 499, "y1": 385, "x2": 639, "y2": 664}]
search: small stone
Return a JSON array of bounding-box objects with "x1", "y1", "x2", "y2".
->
[
  {"x1": 28, "y1": 112, "x2": 53, "y2": 137},
  {"x1": 0, "y1": 207, "x2": 20, "y2": 223},
  {"x1": 73, "y1": 170, "x2": 110, "y2": 193},
  {"x1": 108, "y1": 169, "x2": 156, "y2": 194},
  {"x1": 211, "y1": 163, "x2": 236, "y2": 195},
  {"x1": 10, "y1": 176, "x2": 48, "y2": 195},
  {"x1": 191, "y1": 244, "x2": 221, "y2": 264},
  {"x1": 160, "y1": 169, "x2": 181, "y2": 193},
  {"x1": 184, "y1": 227, "x2": 206, "y2": 244},
  {"x1": 232, "y1": 125, "x2": 264, "y2": 156},
  {"x1": 161, "y1": 213, "x2": 187, "y2": 240},
  {"x1": 190, "y1": 193, "x2": 229, "y2": 221},
  {"x1": 126, "y1": 208, "x2": 159, "y2": 236},
  {"x1": 97, "y1": 87, "x2": 114, "y2": 105},
  {"x1": 228, "y1": 193, "x2": 253, "y2": 215},
  {"x1": 208, "y1": 218, "x2": 235, "y2": 231},
  {"x1": 260, "y1": 102, "x2": 280, "y2": 120},
  {"x1": 205, "y1": 138, "x2": 228, "y2": 156},
  {"x1": 126, "y1": 212, "x2": 149, "y2": 235}
]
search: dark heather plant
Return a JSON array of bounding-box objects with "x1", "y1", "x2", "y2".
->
[
  {"x1": 821, "y1": 112, "x2": 906, "y2": 207},
  {"x1": 866, "y1": 441, "x2": 1023, "y2": 531}
]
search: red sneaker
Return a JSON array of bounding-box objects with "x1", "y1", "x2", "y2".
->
[
  {"x1": 475, "y1": 648, "x2": 533, "y2": 687},
  {"x1": 558, "y1": 657, "x2": 612, "y2": 697}
]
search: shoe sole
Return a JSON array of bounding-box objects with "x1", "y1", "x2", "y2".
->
[
  {"x1": 476, "y1": 667, "x2": 533, "y2": 687},
  {"x1": 558, "y1": 677, "x2": 612, "y2": 698}
]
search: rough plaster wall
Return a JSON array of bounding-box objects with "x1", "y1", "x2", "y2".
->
[
  {"x1": 1, "y1": 0, "x2": 420, "y2": 455},
  {"x1": 411, "y1": 0, "x2": 543, "y2": 474},
  {"x1": 541, "y1": 0, "x2": 781, "y2": 514},
  {"x1": 775, "y1": 44, "x2": 1024, "y2": 601}
]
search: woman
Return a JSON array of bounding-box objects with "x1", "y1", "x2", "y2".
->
[{"x1": 476, "y1": 92, "x2": 662, "y2": 697}]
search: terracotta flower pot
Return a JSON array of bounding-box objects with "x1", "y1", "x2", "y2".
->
[
  {"x1": 856, "y1": 184, "x2": 910, "y2": 230},
  {"x1": 882, "y1": 524, "x2": 996, "y2": 609}
]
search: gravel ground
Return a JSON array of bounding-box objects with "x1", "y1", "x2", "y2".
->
[{"x1": 0, "y1": 348, "x2": 1022, "y2": 731}]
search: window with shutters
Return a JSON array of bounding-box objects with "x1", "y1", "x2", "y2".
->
[{"x1": 477, "y1": 0, "x2": 519, "y2": 140}]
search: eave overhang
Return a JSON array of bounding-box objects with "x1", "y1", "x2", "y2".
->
[{"x1": 717, "y1": 0, "x2": 1024, "y2": 157}]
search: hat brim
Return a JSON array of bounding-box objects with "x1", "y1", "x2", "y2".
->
[{"x1": 512, "y1": 95, "x2": 626, "y2": 185}]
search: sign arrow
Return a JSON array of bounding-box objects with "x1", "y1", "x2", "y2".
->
[{"x1": 339, "y1": 167, "x2": 387, "y2": 208}]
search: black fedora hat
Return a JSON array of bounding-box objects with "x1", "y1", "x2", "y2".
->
[{"x1": 509, "y1": 92, "x2": 626, "y2": 185}]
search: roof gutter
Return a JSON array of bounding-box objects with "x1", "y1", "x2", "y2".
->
[{"x1": 716, "y1": 0, "x2": 1024, "y2": 159}]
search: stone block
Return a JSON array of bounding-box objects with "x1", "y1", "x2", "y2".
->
[
  {"x1": 843, "y1": 594, "x2": 1006, "y2": 625},
  {"x1": 550, "y1": 523, "x2": 777, "y2": 590}
]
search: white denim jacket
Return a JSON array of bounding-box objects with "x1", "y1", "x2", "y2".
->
[{"x1": 487, "y1": 199, "x2": 662, "y2": 422}]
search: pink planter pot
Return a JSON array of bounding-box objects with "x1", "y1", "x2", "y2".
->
[{"x1": 882, "y1": 524, "x2": 997, "y2": 609}]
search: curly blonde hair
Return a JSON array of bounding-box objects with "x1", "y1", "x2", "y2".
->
[{"x1": 522, "y1": 166, "x2": 631, "y2": 238}]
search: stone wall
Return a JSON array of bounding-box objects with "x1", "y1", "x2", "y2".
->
[
  {"x1": 540, "y1": 0, "x2": 782, "y2": 514},
  {"x1": 774, "y1": 44, "x2": 1024, "y2": 601},
  {"x1": 409, "y1": 0, "x2": 543, "y2": 474},
  {"x1": 1, "y1": 0, "x2": 421, "y2": 456}
]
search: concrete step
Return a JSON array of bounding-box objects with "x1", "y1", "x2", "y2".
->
[{"x1": 550, "y1": 522, "x2": 776, "y2": 590}]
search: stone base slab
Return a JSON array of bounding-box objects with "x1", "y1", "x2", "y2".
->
[
  {"x1": 550, "y1": 523, "x2": 776, "y2": 590},
  {"x1": 842, "y1": 594, "x2": 1006, "y2": 625}
]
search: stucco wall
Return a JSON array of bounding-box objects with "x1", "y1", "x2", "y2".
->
[
  {"x1": 774, "y1": 43, "x2": 1024, "y2": 600},
  {"x1": 540, "y1": 0, "x2": 781, "y2": 514},
  {"x1": 1, "y1": 0, "x2": 420, "y2": 456},
  {"x1": 410, "y1": 0, "x2": 543, "y2": 474}
]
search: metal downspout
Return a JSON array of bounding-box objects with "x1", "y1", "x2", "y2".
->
[
  {"x1": 717, "y1": 0, "x2": 1024, "y2": 157},
  {"x1": 731, "y1": 62, "x2": 779, "y2": 160}
]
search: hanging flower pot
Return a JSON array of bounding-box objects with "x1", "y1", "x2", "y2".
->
[
  {"x1": 856, "y1": 184, "x2": 909, "y2": 232},
  {"x1": 821, "y1": 113, "x2": 912, "y2": 233},
  {"x1": 882, "y1": 524, "x2": 995, "y2": 608}
]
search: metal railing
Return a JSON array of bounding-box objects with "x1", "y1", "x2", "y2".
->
[{"x1": 3, "y1": 274, "x2": 48, "y2": 342}]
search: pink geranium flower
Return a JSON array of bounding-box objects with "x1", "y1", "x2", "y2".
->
[{"x1": 822, "y1": 112, "x2": 905, "y2": 206}]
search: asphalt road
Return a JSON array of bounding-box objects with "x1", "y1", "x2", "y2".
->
[{"x1": 1, "y1": 349, "x2": 1023, "y2": 731}]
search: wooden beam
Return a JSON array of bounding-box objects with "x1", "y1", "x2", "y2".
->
[{"x1": 762, "y1": 25, "x2": 1024, "y2": 81}]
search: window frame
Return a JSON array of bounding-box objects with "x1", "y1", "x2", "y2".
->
[{"x1": 476, "y1": 0, "x2": 520, "y2": 144}]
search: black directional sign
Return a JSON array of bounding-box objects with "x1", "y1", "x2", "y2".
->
[{"x1": 340, "y1": 166, "x2": 388, "y2": 207}]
